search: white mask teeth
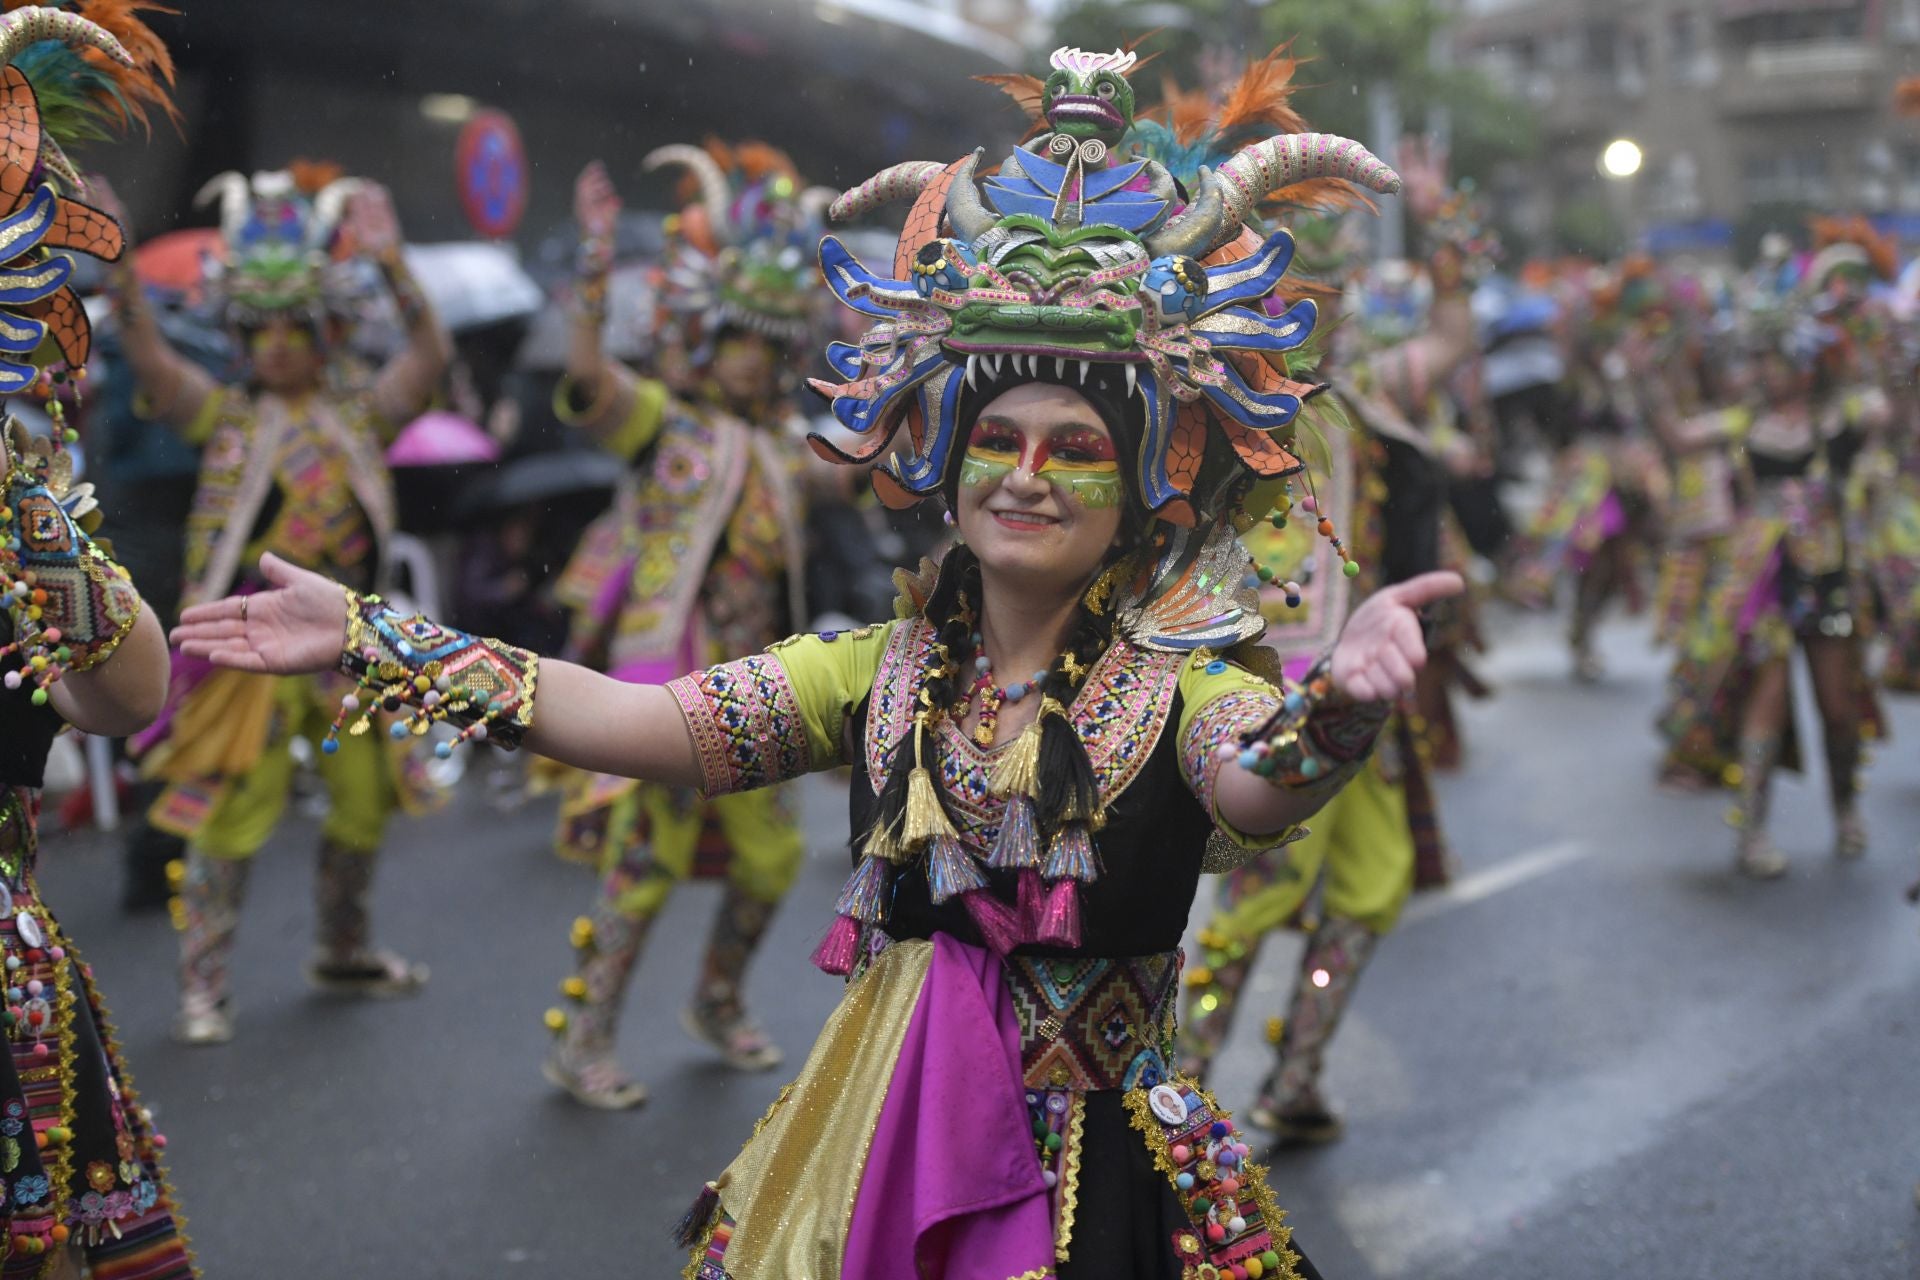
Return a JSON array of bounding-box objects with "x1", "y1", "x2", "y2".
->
[
  {"x1": 1078, "y1": 360, "x2": 1090, "y2": 384},
  {"x1": 1124, "y1": 363, "x2": 1137, "y2": 399},
  {"x1": 965, "y1": 353, "x2": 980, "y2": 391},
  {"x1": 1055, "y1": 356, "x2": 1066, "y2": 379}
]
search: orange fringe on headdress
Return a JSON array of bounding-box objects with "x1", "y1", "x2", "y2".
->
[
  {"x1": 287, "y1": 157, "x2": 345, "y2": 196},
  {"x1": 1811, "y1": 213, "x2": 1897, "y2": 281},
  {"x1": 3, "y1": 0, "x2": 180, "y2": 132}
]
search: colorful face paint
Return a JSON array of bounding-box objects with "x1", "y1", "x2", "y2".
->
[{"x1": 961, "y1": 420, "x2": 1124, "y2": 509}]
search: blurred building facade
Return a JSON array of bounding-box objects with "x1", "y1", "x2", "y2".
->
[
  {"x1": 98, "y1": 0, "x2": 1047, "y2": 249},
  {"x1": 1453, "y1": 0, "x2": 1920, "y2": 254}
]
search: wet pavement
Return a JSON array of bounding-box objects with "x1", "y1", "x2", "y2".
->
[{"x1": 38, "y1": 606, "x2": 1920, "y2": 1278}]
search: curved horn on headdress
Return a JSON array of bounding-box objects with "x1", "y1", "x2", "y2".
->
[
  {"x1": 193, "y1": 172, "x2": 254, "y2": 245},
  {"x1": 309, "y1": 176, "x2": 366, "y2": 251},
  {"x1": 828, "y1": 161, "x2": 944, "y2": 223},
  {"x1": 1147, "y1": 133, "x2": 1401, "y2": 260},
  {"x1": 644, "y1": 144, "x2": 734, "y2": 246},
  {"x1": 943, "y1": 149, "x2": 996, "y2": 245},
  {"x1": 0, "y1": 6, "x2": 132, "y2": 70}
]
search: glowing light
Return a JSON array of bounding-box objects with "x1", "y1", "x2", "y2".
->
[
  {"x1": 419, "y1": 93, "x2": 478, "y2": 125},
  {"x1": 1198, "y1": 994, "x2": 1220, "y2": 1012},
  {"x1": 1600, "y1": 138, "x2": 1644, "y2": 179},
  {"x1": 1310, "y1": 968, "x2": 1332, "y2": 989}
]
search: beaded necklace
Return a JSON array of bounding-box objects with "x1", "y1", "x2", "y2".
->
[{"x1": 963, "y1": 637, "x2": 1053, "y2": 747}]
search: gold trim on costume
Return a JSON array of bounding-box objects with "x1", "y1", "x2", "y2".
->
[
  {"x1": 706, "y1": 939, "x2": 934, "y2": 1280},
  {"x1": 1054, "y1": 1091, "x2": 1085, "y2": 1262}
]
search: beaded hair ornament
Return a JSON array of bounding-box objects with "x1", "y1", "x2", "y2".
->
[
  {"x1": 805, "y1": 46, "x2": 1403, "y2": 971},
  {"x1": 0, "y1": 2, "x2": 176, "y2": 702}
]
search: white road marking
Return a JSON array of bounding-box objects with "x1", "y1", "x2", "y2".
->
[{"x1": 1400, "y1": 840, "x2": 1589, "y2": 926}]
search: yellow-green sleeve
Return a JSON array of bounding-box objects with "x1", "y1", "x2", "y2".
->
[
  {"x1": 552, "y1": 367, "x2": 669, "y2": 462},
  {"x1": 1174, "y1": 651, "x2": 1293, "y2": 850},
  {"x1": 665, "y1": 621, "x2": 900, "y2": 797},
  {"x1": 170, "y1": 384, "x2": 235, "y2": 447}
]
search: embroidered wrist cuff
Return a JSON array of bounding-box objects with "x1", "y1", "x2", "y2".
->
[
  {"x1": 332, "y1": 589, "x2": 538, "y2": 755},
  {"x1": 1233, "y1": 656, "x2": 1386, "y2": 794},
  {"x1": 3, "y1": 431, "x2": 142, "y2": 702}
]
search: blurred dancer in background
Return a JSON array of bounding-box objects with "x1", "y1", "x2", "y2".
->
[
  {"x1": 539, "y1": 149, "x2": 820, "y2": 1108},
  {"x1": 103, "y1": 164, "x2": 451, "y2": 1043}
]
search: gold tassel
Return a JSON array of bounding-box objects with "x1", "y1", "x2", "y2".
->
[
  {"x1": 861, "y1": 817, "x2": 907, "y2": 864},
  {"x1": 902, "y1": 718, "x2": 958, "y2": 847},
  {"x1": 990, "y1": 696, "x2": 1058, "y2": 799}
]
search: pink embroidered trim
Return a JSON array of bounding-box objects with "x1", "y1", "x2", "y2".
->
[
  {"x1": 667, "y1": 653, "x2": 812, "y2": 796},
  {"x1": 1179, "y1": 690, "x2": 1281, "y2": 821}
]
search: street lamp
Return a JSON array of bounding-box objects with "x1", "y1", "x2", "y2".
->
[{"x1": 1600, "y1": 138, "x2": 1644, "y2": 180}]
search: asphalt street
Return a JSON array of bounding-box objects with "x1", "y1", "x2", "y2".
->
[{"x1": 36, "y1": 606, "x2": 1920, "y2": 1279}]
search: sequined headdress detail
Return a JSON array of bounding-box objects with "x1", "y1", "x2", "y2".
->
[
  {"x1": 810, "y1": 45, "x2": 1400, "y2": 542},
  {"x1": 644, "y1": 139, "x2": 830, "y2": 360},
  {"x1": 195, "y1": 164, "x2": 363, "y2": 327}
]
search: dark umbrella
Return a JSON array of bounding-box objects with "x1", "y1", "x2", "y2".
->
[{"x1": 450, "y1": 447, "x2": 628, "y2": 521}]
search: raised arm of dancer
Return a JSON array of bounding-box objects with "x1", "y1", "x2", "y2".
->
[
  {"x1": 90, "y1": 176, "x2": 219, "y2": 432},
  {"x1": 355, "y1": 184, "x2": 453, "y2": 433},
  {"x1": 556, "y1": 161, "x2": 658, "y2": 444},
  {"x1": 170, "y1": 553, "x2": 704, "y2": 788}
]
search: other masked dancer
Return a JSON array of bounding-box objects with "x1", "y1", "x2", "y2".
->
[
  {"x1": 103, "y1": 166, "x2": 451, "y2": 1043},
  {"x1": 1342, "y1": 171, "x2": 1497, "y2": 768},
  {"x1": 171, "y1": 44, "x2": 1462, "y2": 1280},
  {"x1": 1139, "y1": 68, "x2": 1457, "y2": 1146},
  {"x1": 0, "y1": 4, "x2": 197, "y2": 1274},
  {"x1": 539, "y1": 148, "x2": 819, "y2": 1108},
  {"x1": 1507, "y1": 259, "x2": 1671, "y2": 680},
  {"x1": 1701, "y1": 264, "x2": 1888, "y2": 879}
]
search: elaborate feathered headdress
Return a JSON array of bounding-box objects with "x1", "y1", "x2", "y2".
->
[
  {"x1": 813, "y1": 45, "x2": 1398, "y2": 646},
  {"x1": 194, "y1": 163, "x2": 364, "y2": 327},
  {"x1": 0, "y1": 3, "x2": 172, "y2": 393},
  {"x1": 643, "y1": 138, "x2": 830, "y2": 361}
]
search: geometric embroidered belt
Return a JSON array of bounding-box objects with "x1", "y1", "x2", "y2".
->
[{"x1": 1004, "y1": 951, "x2": 1180, "y2": 1092}]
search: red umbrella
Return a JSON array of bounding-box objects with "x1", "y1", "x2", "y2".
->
[{"x1": 133, "y1": 228, "x2": 222, "y2": 300}]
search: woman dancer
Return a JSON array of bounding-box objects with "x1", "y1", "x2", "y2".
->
[{"x1": 172, "y1": 46, "x2": 1460, "y2": 1280}]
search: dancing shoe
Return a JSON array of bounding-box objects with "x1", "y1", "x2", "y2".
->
[
  {"x1": 306, "y1": 948, "x2": 430, "y2": 998},
  {"x1": 1251, "y1": 1084, "x2": 1345, "y2": 1151},
  {"x1": 682, "y1": 1002, "x2": 784, "y2": 1071},
  {"x1": 172, "y1": 993, "x2": 233, "y2": 1046},
  {"x1": 1735, "y1": 834, "x2": 1789, "y2": 881},
  {"x1": 543, "y1": 1049, "x2": 649, "y2": 1110},
  {"x1": 1834, "y1": 810, "x2": 1867, "y2": 861}
]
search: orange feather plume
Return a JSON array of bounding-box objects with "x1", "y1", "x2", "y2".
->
[
  {"x1": 2, "y1": 0, "x2": 181, "y2": 133},
  {"x1": 1895, "y1": 74, "x2": 1920, "y2": 117}
]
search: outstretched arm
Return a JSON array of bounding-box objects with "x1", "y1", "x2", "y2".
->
[
  {"x1": 169, "y1": 553, "x2": 703, "y2": 787},
  {"x1": 1211, "y1": 570, "x2": 1465, "y2": 836},
  {"x1": 352, "y1": 184, "x2": 453, "y2": 431},
  {"x1": 91, "y1": 177, "x2": 218, "y2": 432}
]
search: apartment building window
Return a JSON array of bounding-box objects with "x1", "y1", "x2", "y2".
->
[
  {"x1": 1743, "y1": 149, "x2": 1829, "y2": 204},
  {"x1": 1669, "y1": 10, "x2": 1718, "y2": 84}
]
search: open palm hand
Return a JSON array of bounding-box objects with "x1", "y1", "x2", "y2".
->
[
  {"x1": 170, "y1": 554, "x2": 350, "y2": 676},
  {"x1": 1329, "y1": 571, "x2": 1465, "y2": 704}
]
